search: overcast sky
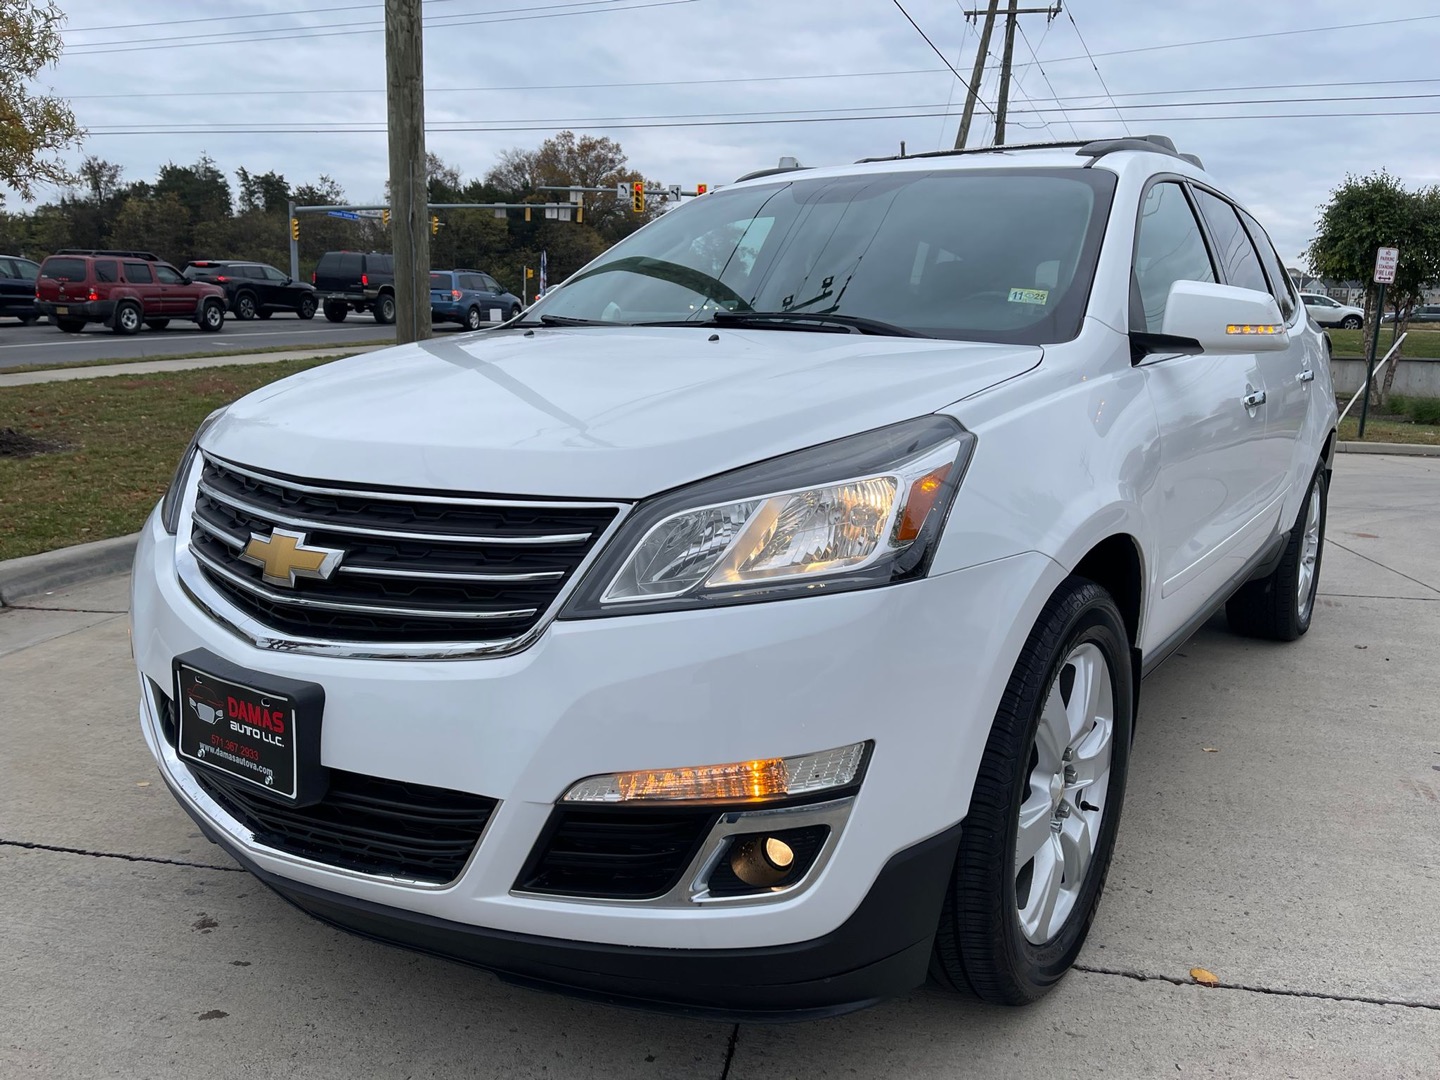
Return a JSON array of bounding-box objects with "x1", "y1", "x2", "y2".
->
[{"x1": 29, "y1": 0, "x2": 1440, "y2": 263}]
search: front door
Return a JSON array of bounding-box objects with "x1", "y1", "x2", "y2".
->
[
  {"x1": 153, "y1": 263, "x2": 192, "y2": 315},
  {"x1": 1132, "y1": 181, "x2": 1277, "y2": 650},
  {"x1": 122, "y1": 261, "x2": 163, "y2": 317}
]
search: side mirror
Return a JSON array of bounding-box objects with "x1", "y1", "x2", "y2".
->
[{"x1": 1156, "y1": 280, "x2": 1290, "y2": 354}]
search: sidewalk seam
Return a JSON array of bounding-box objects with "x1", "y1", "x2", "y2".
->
[
  {"x1": 0, "y1": 838, "x2": 242, "y2": 873},
  {"x1": 1074, "y1": 963, "x2": 1440, "y2": 1012}
]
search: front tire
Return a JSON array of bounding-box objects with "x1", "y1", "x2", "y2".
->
[
  {"x1": 931, "y1": 578, "x2": 1133, "y2": 1005},
  {"x1": 297, "y1": 295, "x2": 317, "y2": 320},
  {"x1": 1226, "y1": 466, "x2": 1327, "y2": 641},
  {"x1": 373, "y1": 292, "x2": 396, "y2": 325},
  {"x1": 1340, "y1": 315, "x2": 1362, "y2": 330},
  {"x1": 199, "y1": 301, "x2": 224, "y2": 332}
]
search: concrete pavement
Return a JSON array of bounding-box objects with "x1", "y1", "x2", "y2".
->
[{"x1": 2, "y1": 455, "x2": 1437, "y2": 1078}]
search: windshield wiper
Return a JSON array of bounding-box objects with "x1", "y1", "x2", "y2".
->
[
  {"x1": 512, "y1": 314, "x2": 624, "y2": 327},
  {"x1": 708, "y1": 311, "x2": 931, "y2": 338}
]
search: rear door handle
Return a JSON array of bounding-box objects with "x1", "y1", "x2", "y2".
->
[
  {"x1": 1243, "y1": 390, "x2": 1266, "y2": 408},
  {"x1": 1297, "y1": 368, "x2": 1315, "y2": 383}
]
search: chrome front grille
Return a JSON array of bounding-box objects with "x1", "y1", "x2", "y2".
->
[{"x1": 188, "y1": 455, "x2": 621, "y2": 645}]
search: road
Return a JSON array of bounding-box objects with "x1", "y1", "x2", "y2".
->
[
  {"x1": 0, "y1": 313, "x2": 398, "y2": 370},
  {"x1": 1, "y1": 454, "x2": 1437, "y2": 1078}
]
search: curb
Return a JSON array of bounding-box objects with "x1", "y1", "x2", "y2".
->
[
  {"x1": 1336, "y1": 441, "x2": 1440, "y2": 457},
  {"x1": 0, "y1": 533, "x2": 139, "y2": 607}
]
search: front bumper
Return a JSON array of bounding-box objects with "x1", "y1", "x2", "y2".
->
[{"x1": 134, "y1": 508, "x2": 1061, "y2": 1012}]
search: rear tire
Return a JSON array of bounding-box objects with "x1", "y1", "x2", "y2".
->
[
  {"x1": 373, "y1": 292, "x2": 396, "y2": 325},
  {"x1": 323, "y1": 301, "x2": 348, "y2": 323},
  {"x1": 18, "y1": 315, "x2": 37, "y2": 326},
  {"x1": 507, "y1": 305, "x2": 521, "y2": 322},
  {"x1": 56, "y1": 318, "x2": 86, "y2": 334},
  {"x1": 1226, "y1": 466, "x2": 1327, "y2": 642},
  {"x1": 113, "y1": 303, "x2": 140, "y2": 335},
  {"x1": 1340, "y1": 315, "x2": 1362, "y2": 330},
  {"x1": 297, "y1": 296, "x2": 317, "y2": 320},
  {"x1": 464, "y1": 306, "x2": 482, "y2": 331},
  {"x1": 144, "y1": 319, "x2": 170, "y2": 330},
  {"x1": 235, "y1": 292, "x2": 258, "y2": 320},
  {"x1": 199, "y1": 301, "x2": 224, "y2": 332},
  {"x1": 931, "y1": 578, "x2": 1133, "y2": 1005}
]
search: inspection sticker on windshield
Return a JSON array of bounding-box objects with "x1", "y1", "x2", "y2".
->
[{"x1": 1008, "y1": 288, "x2": 1049, "y2": 305}]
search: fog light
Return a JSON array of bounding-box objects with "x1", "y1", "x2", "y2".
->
[{"x1": 730, "y1": 835, "x2": 797, "y2": 888}]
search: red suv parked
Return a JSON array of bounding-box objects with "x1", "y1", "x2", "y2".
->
[{"x1": 35, "y1": 249, "x2": 227, "y2": 335}]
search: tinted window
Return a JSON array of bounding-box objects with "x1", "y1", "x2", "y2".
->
[
  {"x1": 94, "y1": 260, "x2": 119, "y2": 283},
  {"x1": 430, "y1": 272, "x2": 451, "y2": 289},
  {"x1": 1132, "y1": 182, "x2": 1215, "y2": 333},
  {"x1": 481, "y1": 275, "x2": 501, "y2": 292},
  {"x1": 244, "y1": 265, "x2": 266, "y2": 279},
  {"x1": 124, "y1": 262, "x2": 153, "y2": 284},
  {"x1": 370, "y1": 254, "x2": 393, "y2": 274},
  {"x1": 155, "y1": 265, "x2": 184, "y2": 284},
  {"x1": 262, "y1": 265, "x2": 287, "y2": 281},
  {"x1": 1238, "y1": 208, "x2": 1296, "y2": 321},
  {"x1": 42, "y1": 257, "x2": 87, "y2": 280},
  {"x1": 1192, "y1": 190, "x2": 1269, "y2": 296},
  {"x1": 334, "y1": 253, "x2": 362, "y2": 279},
  {"x1": 0, "y1": 258, "x2": 15, "y2": 277},
  {"x1": 531, "y1": 169, "x2": 1114, "y2": 344},
  {"x1": 459, "y1": 274, "x2": 483, "y2": 291},
  {"x1": 19, "y1": 258, "x2": 39, "y2": 280}
]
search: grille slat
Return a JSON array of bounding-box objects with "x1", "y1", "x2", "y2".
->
[
  {"x1": 518, "y1": 808, "x2": 718, "y2": 899},
  {"x1": 189, "y1": 456, "x2": 619, "y2": 644}
]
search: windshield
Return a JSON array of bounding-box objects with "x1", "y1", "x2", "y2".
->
[{"x1": 527, "y1": 167, "x2": 1114, "y2": 344}]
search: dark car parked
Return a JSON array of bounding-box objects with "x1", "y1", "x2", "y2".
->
[
  {"x1": 0, "y1": 255, "x2": 41, "y2": 323},
  {"x1": 183, "y1": 261, "x2": 318, "y2": 320},
  {"x1": 34, "y1": 249, "x2": 226, "y2": 334},
  {"x1": 312, "y1": 251, "x2": 395, "y2": 324},
  {"x1": 429, "y1": 269, "x2": 523, "y2": 330}
]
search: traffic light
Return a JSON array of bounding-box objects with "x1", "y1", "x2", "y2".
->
[
  {"x1": 631, "y1": 181, "x2": 645, "y2": 213},
  {"x1": 430, "y1": 215, "x2": 440, "y2": 236},
  {"x1": 696, "y1": 183, "x2": 708, "y2": 195},
  {"x1": 290, "y1": 217, "x2": 299, "y2": 240},
  {"x1": 525, "y1": 267, "x2": 534, "y2": 279},
  {"x1": 381, "y1": 208, "x2": 390, "y2": 227}
]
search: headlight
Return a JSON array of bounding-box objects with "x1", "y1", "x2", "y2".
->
[
  {"x1": 159, "y1": 407, "x2": 226, "y2": 534},
  {"x1": 562, "y1": 415, "x2": 974, "y2": 617}
]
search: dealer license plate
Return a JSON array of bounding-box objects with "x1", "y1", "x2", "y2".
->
[
  {"x1": 54, "y1": 306, "x2": 68, "y2": 315},
  {"x1": 175, "y1": 659, "x2": 315, "y2": 801}
]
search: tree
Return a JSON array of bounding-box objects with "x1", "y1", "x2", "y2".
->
[
  {"x1": 78, "y1": 156, "x2": 123, "y2": 204},
  {"x1": 0, "y1": 1, "x2": 84, "y2": 200},
  {"x1": 236, "y1": 167, "x2": 290, "y2": 215},
  {"x1": 109, "y1": 191, "x2": 190, "y2": 261},
  {"x1": 1307, "y1": 171, "x2": 1440, "y2": 405}
]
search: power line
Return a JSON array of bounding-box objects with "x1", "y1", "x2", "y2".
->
[
  {"x1": 890, "y1": 0, "x2": 996, "y2": 116},
  {"x1": 63, "y1": 0, "x2": 685, "y2": 55},
  {"x1": 63, "y1": 1, "x2": 472, "y2": 34},
  {"x1": 1015, "y1": 21, "x2": 1076, "y2": 139},
  {"x1": 77, "y1": 107, "x2": 1440, "y2": 139},
  {"x1": 1063, "y1": 4, "x2": 1128, "y2": 134}
]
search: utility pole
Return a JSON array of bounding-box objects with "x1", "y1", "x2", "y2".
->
[
  {"x1": 993, "y1": 0, "x2": 1020, "y2": 145},
  {"x1": 385, "y1": 0, "x2": 430, "y2": 343},
  {"x1": 958, "y1": 2, "x2": 1062, "y2": 148},
  {"x1": 954, "y1": 0, "x2": 999, "y2": 149}
]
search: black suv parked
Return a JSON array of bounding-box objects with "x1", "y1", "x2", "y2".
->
[
  {"x1": 312, "y1": 251, "x2": 395, "y2": 324},
  {"x1": 1, "y1": 255, "x2": 41, "y2": 323},
  {"x1": 183, "y1": 261, "x2": 318, "y2": 320}
]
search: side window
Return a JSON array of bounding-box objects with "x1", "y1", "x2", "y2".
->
[
  {"x1": 93, "y1": 260, "x2": 119, "y2": 283},
  {"x1": 481, "y1": 275, "x2": 501, "y2": 292},
  {"x1": 262, "y1": 265, "x2": 287, "y2": 281},
  {"x1": 0, "y1": 258, "x2": 15, "y2": 277},
  {"x1": 1132, "y1": 182, "x2": 1215, "y2": 333},
  {"x1": 1238, "y1": 208, "x2": 1297, "y2": 322},
  {"x1": 154, "y1": 265, "x2": 184, "y2": 285},
  {"x1": 1191, "y1": 190, "x2": 1269, "y2": 296},
  {"x1": 124, "y1": 262, "x2": 153, "y2": 284},
  {"x1": 336, "y1": 253, "x2": 362, "y2": 279},
  {"x1": 459, "y1": 274, "x2": 483, "y2": 291},
  {"x1": 19, "y1": 259, "x2": 42, "y2": 281}
]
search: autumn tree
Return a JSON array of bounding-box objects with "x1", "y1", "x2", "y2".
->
[
  {"x1": 0, "y1": 1, "x2": 84, "y2": 201},
  {"x1": 1307, "y1": 171, "x2": 1440, "y2": 404}
]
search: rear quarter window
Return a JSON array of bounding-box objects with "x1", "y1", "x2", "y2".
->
[{"x1": 42, "y1": 257, "x2": 88, "y2": 280}]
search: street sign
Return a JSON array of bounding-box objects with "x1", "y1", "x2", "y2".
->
[
  {"x1": 327, "y1": 210, "x2": 361, "y2": 221},
  {"x1": 355, "y1": 209, "x2": 384, "y2": 219},
  {"x1": 667, "y1": 184, "x2": 682, "y2": 202},
  {"x1": 1374, "y1": 246, "x2": 1399, "y2": 284}
]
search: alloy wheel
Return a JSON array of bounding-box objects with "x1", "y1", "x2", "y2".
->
[{"x1": 1297, "y1": 479, "x2": 1322, "y2": 621}]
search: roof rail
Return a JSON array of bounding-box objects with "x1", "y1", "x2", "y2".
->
[
  {"x1": 1074, "y1": 135, "x2": 1202, "y2": 169},
  {"x1": 856, "y1": 133, "x2": 1202, "y2": 169},
  {"x1": 55, "y1": 248, "x2": 160, "y2": 260},
  {"x1": 857, "y1": 139, "x2": 1095, "y2": 164}
]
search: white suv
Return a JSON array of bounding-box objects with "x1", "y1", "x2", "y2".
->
[
  {"x1": 1300, "y1": 291, "x2": 1364, "y2": 329},
  {"x1": 133, "y1": 135, "x2": 1335, "y2": 1018}
]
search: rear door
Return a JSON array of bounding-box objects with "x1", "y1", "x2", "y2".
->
[
  {"x1": 122, "y1": 261, "x2": 162, "y2": 317},
  {"x1": 0, "y1": 258, "x2": 22, "y2": 315},
  {"x1": 1133, "y1": 180, "x2": 1276, "y2": 647}
]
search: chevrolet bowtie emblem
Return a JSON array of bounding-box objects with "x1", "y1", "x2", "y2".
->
[{"x1": 240, "y1": 528, "x2": 344, "y2": 588}]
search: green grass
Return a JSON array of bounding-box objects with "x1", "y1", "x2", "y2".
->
[
  {"x1": 1388, "y1": 394, "x2": 1440, "y2": 426},
  {"x1": 1338, "y1": 414, "x2": 1440, "y2": 446},
  {"x1": 1, "y1": 340, "x2": 391, "y2": 376},
  {"x1": 0, "y1": 359, "x2": 334, "y2": 561},
  {"x1": 1326, "y1": 325, "x2": 1439, "y2": 359}
]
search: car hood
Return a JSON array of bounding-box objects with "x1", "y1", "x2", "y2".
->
[{"x1": 206, "y1": 327, "x2": 1039, "y2": 498}]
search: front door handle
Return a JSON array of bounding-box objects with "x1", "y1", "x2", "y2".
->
[
  {"x1": 1243, "y1": 390, "x2": 1266, "y2": 409},
  {"x1": 1297, "y1": 367, "x2": 1315, "y2": 383}
]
